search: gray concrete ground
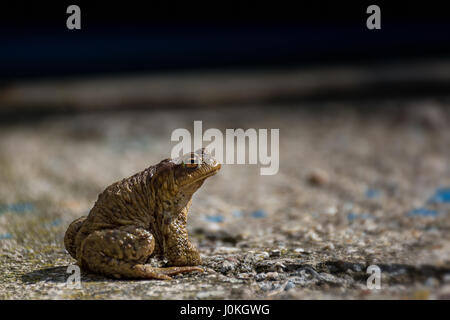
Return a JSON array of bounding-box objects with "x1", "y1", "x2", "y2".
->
[{"x1": 1, "y1": 101, "x2": 450, "y2": 299}]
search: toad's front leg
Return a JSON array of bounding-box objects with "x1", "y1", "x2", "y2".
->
[
  {"x1": 78, "y1": 225, "x2": 201, "y2": 279},
  {"x1": 164, "y1": 218, "x2": 202, "y2": 267}
]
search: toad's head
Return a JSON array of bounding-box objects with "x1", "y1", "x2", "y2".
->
[{"x1": 152, "y1": 148, "x2": 221, "y2": 211}]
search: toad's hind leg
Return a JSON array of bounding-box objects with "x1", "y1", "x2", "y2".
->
[
  {"x1": 64, "y1": 216, "x2": 87, "y2": 259},
  {"x1": 78, "y1": 226, "x2": 202, "y2": 279}
]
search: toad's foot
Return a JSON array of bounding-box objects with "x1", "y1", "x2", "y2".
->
[
  {"x1": 132, "y1": 265, "x2": 204, "y2": 280},
  {"x1": 77, "y1": 226, "x2": 203, "y2": 279}
]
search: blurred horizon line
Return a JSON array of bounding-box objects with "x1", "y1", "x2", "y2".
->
[{"x1": 1, "y1": 58, "x2": 450, "y2": 119}]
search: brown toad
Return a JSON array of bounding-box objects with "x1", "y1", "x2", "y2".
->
[{"x1": 64, "y1": 148, "x2": 221, "y2": 279}]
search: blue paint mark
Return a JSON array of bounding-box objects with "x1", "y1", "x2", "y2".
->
[
  {"x1": 366, "y1": 188, "x2": 381, "y2": 199},
  {"x1": 251, "y1": 210, "x2": 267, "y2": 218},
  {"x1": 428, "y1": 188, "x2": 450, "y2": 204},
  {"x1": 43, "y1": 218, "x2": 63, "y2": 228},
  {"x1": 50, "y1": 218, "x2": 62, "y2": 226},
  {"x1": 205, "y1": 215, "x2": 224, "y2": 223},
  {"x1": 0, "y1": 203, "x2": 34, "y2": 215},
  {"x1": 347, "y1": 212, "x2": 357, "y2": 222},
  {"x1": 347, "y1": 212, "x2": 373, "y2": 222},
  {"x1": 407, "y1": 208, "x2": 439, "y2": 217},
  {"x1": 0, "y1": 233, "x2": 13, "y2": 240},
  {"x1": 232, "y1": 210, "x2": 243, "y2": 218}
]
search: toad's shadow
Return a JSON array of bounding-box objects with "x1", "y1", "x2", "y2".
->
[{"x1": 21, "y1": 266, "x2": 113, "y2": 284}]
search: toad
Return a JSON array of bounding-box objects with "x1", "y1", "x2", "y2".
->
[{"x1": 64, "y1": 148, "x2": 221, "y2": 279}]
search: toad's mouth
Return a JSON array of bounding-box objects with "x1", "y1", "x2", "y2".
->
[{"x1": 182, "y1": 165, "x2": 221, "y2": 186}]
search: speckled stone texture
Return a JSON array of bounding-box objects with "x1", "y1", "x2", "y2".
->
[{"x1": 1, "y1": 101, "x2": 450, "y2": 299}]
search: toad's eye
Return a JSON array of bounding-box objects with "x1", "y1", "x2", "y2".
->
[{"x1": 184, "y1": 158, "x2": 199, "y2": 169}]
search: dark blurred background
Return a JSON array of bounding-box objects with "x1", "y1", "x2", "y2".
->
[
  {"x1": 1, "y1": 1, "x2": 450, "y2": 78},
  {"x1": 1, "y1": 1, "x2": 450, "y2": 113}
]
